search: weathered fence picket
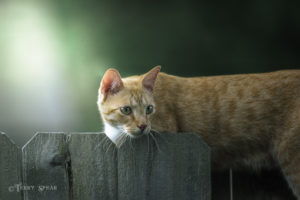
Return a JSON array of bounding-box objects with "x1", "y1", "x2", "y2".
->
[
  {"x1": 1, "y1": 132, "x2": 211, "y2": 200},
  {"x1": 68, "y1": 133, "x2": 118, "y2": 200},
  {"x1": 0, "y1": 132, "x2": 22, "y2": 200},
  {"x1": 117, "y1": 132, "x2": 210, "y2": 200},
  {"x1": 22, "y1": 133, "x2": 69, "y2": 200}
]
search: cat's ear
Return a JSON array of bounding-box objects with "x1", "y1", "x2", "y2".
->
[
  {"x1": 142, "y1": 65, "x2": 161, "y2": 92},
  {"x1": 100, "y1": 68, "x2": 124, "y2": 101}
]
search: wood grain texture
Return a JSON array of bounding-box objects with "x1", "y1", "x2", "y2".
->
[
  {"x1": 68, "y1": 133, "x2": 118, "y2": 200},
  {"x1": 117, "y1": 132, "x2": 211, "y2": 200},
  {"x1": 1, "y1": 131, "x2": 296, "y2": 199},
  {"x1": 22, "y1": 132, "x2": 69, "y2": 200},
  {"x1": 0, "y1": 132, "x2": 22, "y2": 200},
  {"x1": 3, "y1": 132, "x2": 210, "y2": 200},
  {"x1": 68, "y1": 132, "x2": 211, "y2": 200}
]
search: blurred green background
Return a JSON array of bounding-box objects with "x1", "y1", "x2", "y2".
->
[{"x1": 1, "y1": 0, "x2": 300, "y2": 146}]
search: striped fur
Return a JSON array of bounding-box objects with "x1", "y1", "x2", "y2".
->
[{"x1": 97, "y1": 66, "x2": 300, "y2": 198}]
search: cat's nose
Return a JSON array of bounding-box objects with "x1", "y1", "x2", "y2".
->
[{"x1": 138, "y1": 124, "x2": 147, "y2": 132}]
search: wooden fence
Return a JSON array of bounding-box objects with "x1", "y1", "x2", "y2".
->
[{"x1": 0, "y1": 132, "x2": 211, "y2": 200}]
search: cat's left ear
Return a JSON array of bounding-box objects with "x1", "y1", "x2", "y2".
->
[{"x1": 142, "y1": 65, "x2": 161, "y2": 92}]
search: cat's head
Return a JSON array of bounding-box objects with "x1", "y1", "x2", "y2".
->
[{"x1": 97, "y1": 66, "x2": 161, "y2": 146}]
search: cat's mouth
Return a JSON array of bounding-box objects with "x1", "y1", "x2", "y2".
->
[{"x1": 129, "y1": 132, "x2": 144, "y2": 138}]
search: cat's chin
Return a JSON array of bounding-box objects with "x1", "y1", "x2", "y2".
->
[{"x1": 128, "y1": 132, "x2": 145, "y2": 138}]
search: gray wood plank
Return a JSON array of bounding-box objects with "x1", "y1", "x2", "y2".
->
[
  {"x1": 68, "y1": 132, "x2": 117, "y2": 200},
  {"x1": 22, "y1": 132, "x2": 210, "y2": 200},
  {"x1": 22, "y1": 132, "x2": 69, "y2": 200},
  {"x1": 0, "y1": 132, "x2": 22, "y2": 200},
  {"x1": 117, "y1": 132, "x2": 211, "y2": 200}
]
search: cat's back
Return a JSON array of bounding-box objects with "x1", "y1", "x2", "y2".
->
[
  {"x1": 153, "y1": 69, "x2": 300, "y2": 136},
  {"x1": 214, "y1": 69, "x2": 300, "y2": 86},
  {"x1": 155, "y1": 70, "x2": 300, "y2": 97},
  {"x1": 208, "y1": 70, "x2": 300, "y2": 99},
  {"x1": 157, "y1": 69, "x2": 300, "y2": 83}
]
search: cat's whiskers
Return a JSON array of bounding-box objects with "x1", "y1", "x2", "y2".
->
[
  {"x1": 100, "y1": 135, "x2": 115, "y2": 152},
  {"x1": 151, "y1": 129, "x2": 174, "y2": 145},
  {"x1": 147, "y1": 133, "x2": 150, "y2": 154},
  {"x1": 150, "y1": 132, "x2": 162, "y2": 153},
  {"x1": 105, "y1": 140, "x2": 114, "y2": 153},
  {"x1": 99, "y1": 135, "x2": 109, "y2": 147},
  {"x1": 116, "y1": 130, "x2": 128, "y2": 148},
  {"x1": 128, "y1": 135, "x2": 134, "y2": 151}
]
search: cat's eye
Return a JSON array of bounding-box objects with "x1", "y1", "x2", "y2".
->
[
  {"x1": 120, "y1": 106, "x2": 132, "y2": 115},
  {"x1": 146, "y1": 105, "x2": 153, "y2": 115}
]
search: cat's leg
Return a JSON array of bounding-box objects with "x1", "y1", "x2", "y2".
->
[{"x1": 276, "y1": 114, "x2": 300, "y2": 199}]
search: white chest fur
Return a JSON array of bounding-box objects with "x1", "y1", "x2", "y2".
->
[{"x1": 104, "y1": 122, "x2": 124, "y2": 147}]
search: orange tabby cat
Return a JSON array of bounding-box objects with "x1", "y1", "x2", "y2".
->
[{"x1": 97, "y1": 66, "x2": 300, "y2": 198}]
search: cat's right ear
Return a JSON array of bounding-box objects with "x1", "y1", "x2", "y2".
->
[
  {"x1": 100, "y1": 69, "x2": 124, "y2": 101},
  {"x1": 142, "y1": 65, "x2": 161, "y2": 92}
]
